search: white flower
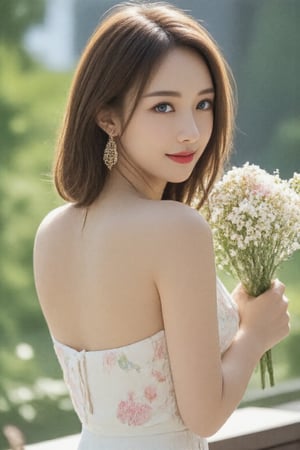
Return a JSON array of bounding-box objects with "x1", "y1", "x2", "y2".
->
[{"x1": 202, "y1": 163, "x2": 300, "y2": 288}]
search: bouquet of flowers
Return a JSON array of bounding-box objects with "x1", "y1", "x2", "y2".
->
[
  {"x1": 202, "y1": 163, "x2": 300, "y2": 388},
  {"x1": 289, "y1": 172, "x2": 300, "y2": 195}
]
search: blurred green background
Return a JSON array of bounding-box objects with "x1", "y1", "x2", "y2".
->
[{"x1": 0, "y1": 0, "x2": 299, "y2": 448}]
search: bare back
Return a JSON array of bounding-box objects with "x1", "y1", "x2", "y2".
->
[{"x1": 33, "y1": 197, "x2": 165, "y2": 351}]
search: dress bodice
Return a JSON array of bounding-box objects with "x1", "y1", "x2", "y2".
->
[{"x1": 52, "y1": 278, "x2": 239, "y2": 449}]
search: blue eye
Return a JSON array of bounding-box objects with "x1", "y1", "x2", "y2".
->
[
  {"x1": 154, "y1": 103, "x2": 173, "y2": 113},
  {"x1": 197, "y1": 100, "x2": 213, "y2": 110}
]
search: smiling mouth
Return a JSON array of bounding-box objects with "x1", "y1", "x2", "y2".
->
[{"x1": 166, "y1": 152, "x2": 195, "y2": 164}]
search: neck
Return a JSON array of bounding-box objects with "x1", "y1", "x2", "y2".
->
[{"x1": 105, "y1": 167, "x2": 166, "y2": 201}]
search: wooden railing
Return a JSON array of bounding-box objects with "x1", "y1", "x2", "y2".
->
[{"x1": 208, "y1": 403, "x2": 300, "y2": 449}]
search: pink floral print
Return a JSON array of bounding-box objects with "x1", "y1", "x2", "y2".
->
[
  {"x1": 144, "y1": 385, "x2": 157, "y2": 402},
  {"x1": 117, "y1": 391, "x2": 152, "y2": 426},
  {"x1": 152, "y1": 369, "x2": 166, "y2": 382},
  {"x1": 153, "y1": 337, "x2": 167, "y2": 361},
  {"x1": 103, "y1": 351, "x2": 117, "y2": 372}
]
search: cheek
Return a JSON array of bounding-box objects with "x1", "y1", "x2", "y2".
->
[
  {"x1": 120, "y1": 121, "x2": 144, "y2": 149},
  {"x1": 124, "y1": 115, "x2": 169, "y2": 146},
  {"x1": 119, "y1": 119, "x2": 157, "y2": 160},
  {"x1": 137, "y1": 113, "x2": 169, "y2": 133},
  {"x1": 201, "y1": 113, "x2": 214, "y2": 143}
]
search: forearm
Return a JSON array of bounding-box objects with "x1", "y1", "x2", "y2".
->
[
  {"x1": 219, "y1": 279, "x2": 289, "y2": 421},
  {"x1": 202, "y1": 281, "x2": 289, "y2": 436},
  {"x1": 194, "y1": 328, "x2": 264, "y2": 437},
  {"x1": 216, "y1": 328, "x2": 264, "y2": 432}
]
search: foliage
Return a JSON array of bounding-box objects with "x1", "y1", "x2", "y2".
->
[
  {"x1": 0, "y1": 43, "x2": 71, "y2": 447},
  {"x1": 0, "y1": 0, "x2": 45, "y2": 49},
  {"x1": 267, "y1": 118, "x2": 300, "y2": 177},
  {"x1": 0, "y1": 329, "x2": 80, "y2": 449},
  {"x1": 0, "y1": 45, "x2": 69, "y2": 343},
  {"x1": 234, "y1": 0, "x2": 300, "y2": 177}
]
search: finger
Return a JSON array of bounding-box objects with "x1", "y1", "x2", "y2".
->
[
  {"x1": 272, "y1": 279, "x2": 285, "y2": 295},
  {"x1": 233, "y1": 283, "x2": 249, "y2": 299}
]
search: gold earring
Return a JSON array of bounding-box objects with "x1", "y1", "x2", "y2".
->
[{"x1": 103, "y1": 135, "x2": 118, "y2": 170}]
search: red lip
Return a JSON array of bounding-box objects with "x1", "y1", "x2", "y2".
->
[{"x1": 166, "y1": 152, "x2": 195, "y2": 164}]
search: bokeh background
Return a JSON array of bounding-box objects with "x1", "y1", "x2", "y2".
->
[{"x1": 0, "y1": 0, "x2": 299, "y2": 447}]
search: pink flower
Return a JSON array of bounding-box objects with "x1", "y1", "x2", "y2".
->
[
  {"x1": 103, "y1": 351, "x2": 117, "y2": 372},
  {"x1": 251, "y1": 182, "x2": 272, "y2": 197},
  {"x1": 117, "y1": 392, "x2": 152, "y2": 426},
  {"x1": 152, "y1": 369, "x2": 166, "y2": 382},
  {"x1": 153, "y1": 338, "x2": 167, "y2": 361},
  {"x1": 144, "y1": 385, "x2": 157, "y2": 402}
]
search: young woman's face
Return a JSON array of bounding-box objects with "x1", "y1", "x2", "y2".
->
[{"x1": 118, "y1": 46, "x2": 215, "y2": 191}]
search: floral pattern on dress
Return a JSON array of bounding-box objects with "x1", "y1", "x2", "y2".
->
[
  {"x1": 216, "y1": 279, "x2": 240, "y2": 353},
  {"x1": 152, "y1": 369, "x2": 166, "y2": 382},
  {"x1": 115, "y1": 334, "x2": 172, "y2": 426},
  {"x1": 117, "y1": 391, "x2": 152, "y2": 426},
  {"x1": 52, "y1": 278, "x2": 239, "y2": 439},
  {"x1": 153, "y1": 337, "x2": 168, "y2": 361},
  {"x1": 102, "y1": 351, "x2": 117, "y2": 373},
  {"x1": 144, "y1": 385, "x2": 158, "y2": 402},
  {"x1": 117, "y1": 353, "x2": 141, "y2": 372}
]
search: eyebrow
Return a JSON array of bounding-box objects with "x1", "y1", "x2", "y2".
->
[{"x1": 142, "y1": 87, "x2": 215, "y2": 98}]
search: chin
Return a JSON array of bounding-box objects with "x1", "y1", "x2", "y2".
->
[{"x1": 167, "y1": 172, "x2": 193, "y2": 184}]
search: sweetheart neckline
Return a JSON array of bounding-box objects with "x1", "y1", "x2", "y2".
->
[{"x1": 51, "y1": 329, "x2": 165, "y2": 354}]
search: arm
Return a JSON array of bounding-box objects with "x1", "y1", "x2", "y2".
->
[
  {"x1": 153, "y1": 202, "x2": 289, "y2": 437},
  {"x1": 219, "y1": 281, "x2": 289, "y2": 427}
]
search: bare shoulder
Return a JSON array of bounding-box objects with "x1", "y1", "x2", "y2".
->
[
  {"x1": 35, "y1": 203, "x2": 68, "y2": 231},
  {"x1": 33, "y1": 203, "x2": 76, "y2": 252},
  {"x1": 148, "y1": 200, "x2": 214, "y2": 278},
  {"x1": 142, "y1": 200, "x2": 212, "y2": 249},
  {"x1": 139, "y1": 199, "x2": 211, "y2": 235}
]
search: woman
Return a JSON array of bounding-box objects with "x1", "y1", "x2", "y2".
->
[{"x1": 33, "y1": 2, "x2": 290, "y2": 449}]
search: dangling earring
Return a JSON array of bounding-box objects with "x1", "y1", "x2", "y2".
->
[{"x1": 103, "y1": 135, "x2": 118, "y2": 170}]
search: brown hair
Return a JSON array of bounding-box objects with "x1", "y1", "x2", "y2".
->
[{"x1": 53, "y1": 1, "x2": 236, "y2": 208}]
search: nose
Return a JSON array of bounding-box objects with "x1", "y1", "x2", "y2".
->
[{"x1": 176, "y1": 113, "x2": 201, "y2": 144}]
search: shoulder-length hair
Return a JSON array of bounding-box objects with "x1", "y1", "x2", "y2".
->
[{"x1": 53, "y1": 1, "x2": 236, "y2": 209}]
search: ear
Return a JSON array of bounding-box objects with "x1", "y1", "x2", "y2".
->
[{"x1": 96, "y1": 108, "x2": 121, "y2": 136}]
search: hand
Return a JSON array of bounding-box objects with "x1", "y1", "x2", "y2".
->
[{"x1": 232, "y1": 279, "x2": 290, "y2": 353}]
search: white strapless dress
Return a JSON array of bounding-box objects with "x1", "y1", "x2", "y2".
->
[{"x1": 52, "y1": 278, "x2": 239, "y2": 449}]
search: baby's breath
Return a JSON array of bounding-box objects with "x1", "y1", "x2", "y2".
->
[
  {"x1": 289, "y1": 172, "x2": 300, "y2": 195},
  {"x1": 202, "y1": 163, "x2": 300, "y2": 388}
]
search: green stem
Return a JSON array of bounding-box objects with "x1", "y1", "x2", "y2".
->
[
  {"x1": 242, "y1": 279, "x2": 275, "y2": 389},
  {"x1": 260, "y1": 353, "x2": 266, "y2": 389},
  {"x1": 266, "y1": 349, "x2": 274, "y2": 386}
]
